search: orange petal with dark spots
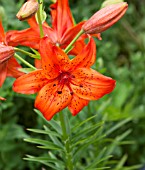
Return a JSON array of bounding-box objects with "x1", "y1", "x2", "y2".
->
[
  {"x1": 40, "y1": 37, "x2": 70, "y2": 73},
  {"x1": 13, "y1": 70, "x2": 49, "y2": 94},
  {"x1": 70, "y1": 37, "x2": 96, "y2": 71},
  {"x1": 70, "y1": 68, "x2": 116, "y2": 100},
  {"x1": 53, "y1": 46, "x2": 71, "y2": 71},
  {"x1": 39, "y1": 37, "x2": 60, "y2": 79},
  {"x1": 35, "y1": 83, "x2": 72, "y2": 120},
  {"x1": 68, "y1": 94, "x2": 89, "y2": 116}
]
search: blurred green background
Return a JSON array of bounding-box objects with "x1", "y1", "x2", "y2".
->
[{"x1": 0, "y1": 0, "x2": 145, "y2": 169}]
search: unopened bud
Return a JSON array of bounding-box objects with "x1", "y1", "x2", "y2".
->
[
  {"x1": 16, "y1": 0, "x2": 39, "y2": 21},
  {"x1": 0, "y1": 44, "x2": 14, "y2": 63},
  {"x1": 0, "y1": 96, "x2": 6, "y2": 101},
  {"x1": 82, "y1": 2, "x2": 128, "y2": 34}
]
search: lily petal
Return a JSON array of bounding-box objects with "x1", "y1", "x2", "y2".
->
[
  {"x1": 7, "y1": 57, "x2": 24, "y2": 78},
  {"x1": 68, "y1": 94, "x2": 89, "y2": 116},
  {"x1": 0, "y1": 22, "x2": 5, "y2": 42},
  {"x1": 60, "y1": 21, "x2": 85, "y2": 46},
  {"x1": 0, "y1": 62, "x2": 7, "y2": 87},
  {"x1": 35, "y1": 83, "x2": 72, "y2": 120},
  {"x1": 6, "y1": 28, "x2": 40, "y2": 49},
  {"x1": 70, "y1": 37, "x2": 96, "y2": 71},
  {"x1": 70, "y1": 68, "x2": 116, "y2": 100},
  {"x1": 27, "y1": 16, "x2": 38, "y2": 28},
  {"x1": 13, "y1": 70, "x2": 49, "y2": 94},
  {"x1": 50, "y1": 0, "x2": 74, "y2": 42},
  {"x1": 40, "y1": 37, "x2": 70, "y2": 74},
  {"x1": 39, "y1": 37, "x2": 59, "y2": 79}
]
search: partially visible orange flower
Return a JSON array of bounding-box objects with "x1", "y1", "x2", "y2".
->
[
  {"x1": 6, "y1": 0, "x2": 101, "y2": 54},
  {"x1": 0, "y1": 21, "x2": 23, "y2": 87},
  {"x1": 82, "y1": 2, "x2": 128, "y2": 34},
  {"x1": 13, "y1": 37, "x2": 115, "y2": 120}
]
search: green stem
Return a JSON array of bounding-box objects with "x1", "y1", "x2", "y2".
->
[
  {"x1": 59, "y1": 111, "x2": 73, "y2": 170},
  {"x1": 14, "y1": 48, "x2": 40, "y2": 59},
  {"x1": 37, "y1": 0, "x2": 44, "y2": 38},
  {"x1": 14, "y1": 53, "x2": 37, "y2": 70},
  {"x1": 64, "y1": 29, "x2": 84, "y2": 54}
]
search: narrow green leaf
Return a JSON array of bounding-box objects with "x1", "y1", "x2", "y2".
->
[
  {"x1": 27, "y1": 128, "x2": 60, "y2": 137},
  {"x1": 34, "y1": 109, "x2": 62, "y2": 135},
  {"x1": 37, "y1": 145, "x2": 62, "y2": 150},
  {"x1": 86, "y1": 155, "x2": 112, "y2": 169},
  {"x1": 72, "y1": 122, "x2": 103, "y2": 143},
  {"x1": 86, "y1": 167, "x2": 110, "y2": 170},
  {"x1": 115, "y1": 154, "x2": 128, "y2": 169},
  {"x1": 49, "y1": 152, "x2": 63, "y2": 169},
  {"x1": 106, "y1": 118, "x2": 132, "y2": 136},
  {"x1": 24, "y1": 155, "x2": 62, "y2": 170},
  {"x1": 44, "y1": 125, "x2": 63, "y2": 148},
  {"x1": 25, "y1": 155, "x2": 64, "y2": 165},
  {"x1": 24, "y1": 138, "x2": 63, "y2": 150},
  {"x1": 72, "y1": 114, "x2": 99, "y2": 132},
  {"x1": 73, "y1": 132, "x2": 105, "y2": 163},
  {"x1": 105, "y1": 130, "x2": 132, "y2": 156},
  {"x1": 72, "y1": 126, "x2": 105, "y2": 147}
]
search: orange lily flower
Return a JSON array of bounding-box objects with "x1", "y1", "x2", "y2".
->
[
  {"x1": 0, "y1": 21, "x2": 23, "y2": 87},
  {"x1": 6, "y1": 0, "x2": 100, "y2": 54},
  {"x1": 13, "y1": 37, "x2": 115, "y2": 120}
]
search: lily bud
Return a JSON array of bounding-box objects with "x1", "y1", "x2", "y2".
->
[
  {"x1": 82, "y1": 2, "x2": 128, "y2": 34},
  {"x1": 0, "y1": 96, "x2": 6, "y2": 101},
  {"x1": 0, "y1": 44, "x2": 14, "y2": 63},
  {"x1": 16, "y1": 0, "x2": 39, "y2": 21}
]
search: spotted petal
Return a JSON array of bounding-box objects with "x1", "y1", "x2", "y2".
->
[
  {"x1": 68, "y1": 94, "x2": 89, "y2": 116},
  {"x1": 40, "y1": 37, "x2": 70, "y2": 73},
  {"x1": 13, "y1": 70, "x2": 49, "y2": 94},
  {"x1": 35, "y1": 82, "x2": 72, "y2": 120},
  {"x1": 70, "y1": 68, "x2": 116, "y2": 100},
  {"x1": 39, "y1": 37, "x2": 60, "y2": 79},
  {"x1": 70, "y1": 37, "x2": 96, "y2": 71}
]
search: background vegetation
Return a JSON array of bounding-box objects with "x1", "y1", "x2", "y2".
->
[{"x1": 0, "y1": 0, "x2": 145, "y2": 169}]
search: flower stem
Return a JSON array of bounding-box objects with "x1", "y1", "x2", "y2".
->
[
  {"x1": 64, "y1": 29, "x2": 84, "y2": 54},
  {"x1": 14, "y1": 47, "x2": 40, "y2": 59},
  {"x1": 37, "y1": 0, "x2": 44, "y2": 38},
  {"x1": 59, "y1": 111, "x2": 73, "y2": 170},
  {"x1": 14, "y1": 53, "x2": 37, "y2": 70}
]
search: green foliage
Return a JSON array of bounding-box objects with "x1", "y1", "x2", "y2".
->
[{"x1": 22, "y1": 109, "x2": 142, "y2": 170}]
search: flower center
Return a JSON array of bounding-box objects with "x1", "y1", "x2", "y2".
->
[{"x1": 58, "y1": 72, "x2": 71, "y2": 85}]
